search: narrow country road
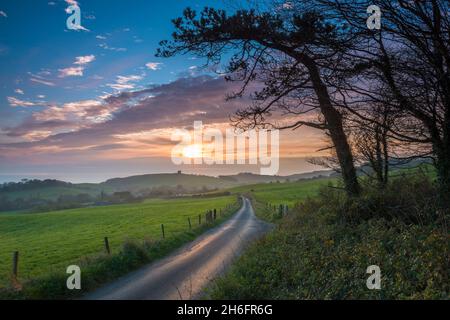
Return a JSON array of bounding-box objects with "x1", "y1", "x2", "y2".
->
[{"x1": 85, "y1": 197, "x2": 272, "y2": 300}]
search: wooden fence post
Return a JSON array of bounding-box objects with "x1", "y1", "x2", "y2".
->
[
  {"x1": 198, "y1": 214, "x2": 201, "y2": 225},
  {"x1": 12, "y1": 251, "x2": 19, "y2": 279},
  {"x1": 188, "y1": 217, "x2": 192, "y2": 229},
  {"x1": 104, "y1": 237, "x2": 111, "y2": 254},
  {"x1": 161, "y1": 224, "x2": 165, "y2": 239},
  {"x1": 213, "y1": 209, "x2": 217, "y2": 220}
]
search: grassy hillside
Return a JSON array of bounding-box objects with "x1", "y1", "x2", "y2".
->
[
  {"x1": 230, "y1": 177, "x2": 334, "y2": 207},
  {"x1": 0, "y1": 196, "x2": 237, "y2": 290},
  {"x1": 229, "y1": 164, "x2": 435, "y2": 209},
  {"x1": 102, "y1": 173, "x2": 236, "y2": 192},
  {"x1": 209, "y1": 173, "x2": 449, "y2": 299}
]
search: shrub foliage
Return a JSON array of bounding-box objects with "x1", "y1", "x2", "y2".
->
[{"x1": 210, "y1": 175, "x2": 449, "y2": 299}]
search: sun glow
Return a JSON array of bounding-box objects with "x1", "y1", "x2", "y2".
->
[{"x1": 182, "y1": 144, "x2": 203, "y2": 158}]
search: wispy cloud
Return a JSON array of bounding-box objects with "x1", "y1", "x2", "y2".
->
[
  {"x1": 68, "y1": 24, "x2": 90, "y2": 32},
  {"x1": 15, "y1": 89, "x2": 24, "y2": 95},
  {"x1": 7, "y1": 97, "x2": 37, "y2": 107},
  {"x1": 30, "y1": 77, "x2": 55, "y2": 87},
  {"x1": 4, "y1": 97, "x2": 124, "y2": 140},
  {"x1": 33, "y1": 99, "x2": 106, "y2": 123},
  {"x1": 0, "y1": 11, "x2": 7, "y2": 18},
  {"x1": 65, "y1": 0, "x2": 79, "y2": 5},
  {"x1": 4, "y1": 76, "x2": 244, "y2": 145},
  {"x1": 59, "y1": 66, "x2": 84, "y2": 77},
  {"x1": 28, "y1": 71, "x2": 55, "y2": 87},
  {"x1": 99, "y1": 43, "x2": 127, "y2": 52},
  {"x1": 107, "y1": 75, "x2": 143, "y2": 91},
  {"x1": 59, "y1": 55, "x2": 95, "y2": 78},
  {"x1": 146, "y1": 62, "x2": 163, "y2": 71},
  {"x1": 133, "y1": 36, "x2": 143, "y2": 43},
  {"x1": 74, "y1": 54, "x2": 95, "y2": 65}
]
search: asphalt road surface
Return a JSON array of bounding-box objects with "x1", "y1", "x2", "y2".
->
[{"x1": 85, "y1": 197, "x2": 272, "y2": 300}]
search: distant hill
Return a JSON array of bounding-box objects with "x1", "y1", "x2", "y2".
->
[
  {"x1": 219, "y1": 173, "x2": 284, "y2": 184},
  {"x1": 0, "y1": 170, "x2": 333, "y2": 202},
  {"x1": 285, "y1": 170, "x2": 335, "y2": 181},
  {"x1": 0, "y1": 158, "x2": 433, "y2": 212},
  {"x1": 219, "y1": 170, "x2": 334, "y2": 184},
  {"x1": 102, "y1": 173, "x2": 236, "y2": 192},
  {"x1": 2, "y1": 159, "x2": 430, "y2": 203},
  {"x1": 0, "y1": 181, "x2": 107, "y2": 201}
]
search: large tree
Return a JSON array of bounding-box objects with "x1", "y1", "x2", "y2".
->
[
  {"x1": 317, "y1": 0, "x2": 450, "y2": 207},
  {"x1": 157, "y1": 5, "x2": 361, "y2": 195}
]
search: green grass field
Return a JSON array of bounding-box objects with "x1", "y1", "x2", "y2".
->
[
  {"x1": 230, "y1": 177, "x2": 335, "y2": 207},
  {"x1": 0, "y1": 196, "x2": 236, "y2": 288},
  {"x1": 1, "y1": 164, "x2": 435, "y2": 298},
  {"x1": 229, "y1": 164, "x2": 435, "y2": 209},
  {"x1": 232, "y1": 165, "x2": 436, "y2": 214}
]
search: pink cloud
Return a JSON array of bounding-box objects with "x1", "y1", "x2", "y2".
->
[
  {"x1": 59, "y1": 66, "x2": 84, "y2": 77},
  {"x1": 7, "y1": 97, "x2": 36, "y2": 107},
  {"x1": 58, "y1": 55, "x2": 95, "y2": 77}
]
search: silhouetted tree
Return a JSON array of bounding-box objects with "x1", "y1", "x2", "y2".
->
[
  {"x1": 317, "y1": 0, "x2": 450, "y2": 207},
  {"x1": 157, "y1": 5, "x2": 361, "y2": 195},
  {"x1": 350, "y1": 104, "x2": 394, "y2": 188}
]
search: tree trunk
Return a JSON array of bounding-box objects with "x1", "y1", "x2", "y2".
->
[
  {"x1": 329, "y1": 117, "x2": 361, "y2": 196},
  {"x1": 306, "y1": 60, "x2": 361, "y2": 196},
  {"x1": 382, "y1": 127, "x2": 389, "y2": 187},
  {"x1": 374, "y1": 125, "x2": 385, "y2": 187},
  {"x1": 435, "y1": 146, "x2": 450, "y2": 212}
]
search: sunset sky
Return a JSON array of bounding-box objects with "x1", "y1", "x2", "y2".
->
[{"x1": 0, "y1": 0, "x2": 326, "y2": 183}]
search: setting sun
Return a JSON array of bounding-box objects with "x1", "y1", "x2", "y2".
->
[{"x1": 182, "y1": 144, "x2": 203, "y2": 158}]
